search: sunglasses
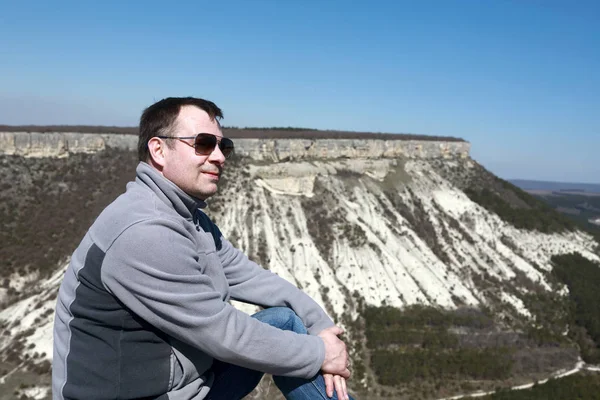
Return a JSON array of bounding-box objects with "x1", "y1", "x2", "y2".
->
[{"x1": 157, "y1": 133, "x2": 234, "y2": 159}]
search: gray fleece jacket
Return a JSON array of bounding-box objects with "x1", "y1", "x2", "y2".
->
[{"x1": 52, "y1": 162, "x2": 334, "y2": 400}]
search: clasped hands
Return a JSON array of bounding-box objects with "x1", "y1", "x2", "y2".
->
[{"x1": 318, "y1": 326, "x2": 351, "y2": 400}]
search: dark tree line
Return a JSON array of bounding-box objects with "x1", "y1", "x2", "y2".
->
[{"x1": 364, "y1": 306, "x2": 511, "y2": 386}]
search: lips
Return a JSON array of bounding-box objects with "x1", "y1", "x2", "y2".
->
[{"x1": 202, "y1": 171, "x2": 220, "y2": 178}]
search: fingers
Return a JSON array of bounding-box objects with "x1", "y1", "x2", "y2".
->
[
  {"x1": 333, "y1": 375, "x2": 345, "y2": 400},
  {"x1": 333, "y1": 375, "x2": 349, "y2": 400},
  {"x1": 323, "y1": 325, "x2": 344, "y2": 336},
  {"x1": 340, "y1": 367, "x2": 351, "y2": 379},
  {"x1": 334, "y1": 375, "x2": 342, "y2": 399},
  {"x1": 324, "y1": 374, "x2": 334, "y2": 398}
]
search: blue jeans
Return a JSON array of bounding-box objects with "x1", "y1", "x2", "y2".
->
[{"x1": 205, "y1": 307, "x2": 355, "y2": 400}]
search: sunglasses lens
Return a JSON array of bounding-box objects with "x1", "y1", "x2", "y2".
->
[
  {"x1": 193, "y1": 134, "x2": 234, "y2": 158},
  {"x1": 219, "y1": 138, "x2": 234, "y2": 158},
  {"x1": 194, "y1": 134, "x2": 217, "y2": 155}
]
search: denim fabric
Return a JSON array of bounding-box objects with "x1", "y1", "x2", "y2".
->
[{"x1": 206, "y1": 307, "x2": 355, "y2": 400}]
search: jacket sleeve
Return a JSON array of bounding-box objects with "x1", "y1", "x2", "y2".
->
[
  {"x1": 100, "y1": 217, "x2": 325, "y2": 379},
  {"x1": 217, "y1": 237, "x2": 335, "y2": 336}
]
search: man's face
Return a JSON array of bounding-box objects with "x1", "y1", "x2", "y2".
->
[{"x1": 161, "y1": 105, "x2": 226, "y2": 200}]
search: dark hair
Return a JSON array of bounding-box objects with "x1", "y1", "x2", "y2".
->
[{"x1": 138, "y1": 97, "x2": 224, "y2": 161}]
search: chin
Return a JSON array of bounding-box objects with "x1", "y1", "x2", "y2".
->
[{"x1": 195, "y1": 187, "x2": 218, "y2": 200}]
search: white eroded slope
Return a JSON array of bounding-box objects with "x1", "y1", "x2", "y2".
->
[{"x1": 213, "y1": 158, "x2": 598, "y2": 321}]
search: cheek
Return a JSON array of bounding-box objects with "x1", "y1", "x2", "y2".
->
[
  {"x1": 195, "y1": 154, "x2": 211, "y2": 165},
  {"x1": 164, "y1": 158, "x2": 190, "y2": 183}
]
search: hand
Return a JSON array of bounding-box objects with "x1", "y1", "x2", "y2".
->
[
  {"x1": 324, "y1": 373, "x2": 350, "y2": 399},
  {"x1": 318, "y1": 326, "x2": 350, "y2": 378}
]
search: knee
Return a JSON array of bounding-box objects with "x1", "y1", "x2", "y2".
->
[
  {"x1": 253, "y1": 307, "x2": 307, "y2": 334},
  {"x1": 257, "y1": 307, "x2": 297, "y2": 329}
]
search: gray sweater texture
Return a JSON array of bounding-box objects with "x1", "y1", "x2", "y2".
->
[{"x1": 52, "y1": 162, "x2": 334, "y2": 400}]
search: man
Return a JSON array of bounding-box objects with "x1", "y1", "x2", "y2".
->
[{"x1": 53, "y1": 97, "x2": 355, "y2": 400}]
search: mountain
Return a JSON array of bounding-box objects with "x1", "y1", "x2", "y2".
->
[{"x1": 1, "y1": 130, "x2": 599, "y2": 400}]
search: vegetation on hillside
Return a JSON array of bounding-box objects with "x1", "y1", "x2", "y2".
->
[
  {"x1": 464, "y1": 182, "x2": 578, "y2": 234},
  {"x1": 551, "y1": 253, "x2": 600, "y2": 363},
  {"x1": 0, "y1": 151, "x2": 138, "y2": 304},
  {"x1": 433, "y1": 158, "x2": 600, "y2": 244},
  {"x1": 372, "y1": 347, "x2": 513, "y2": 384},
  {"x1": 363, "y1": 305, "x2": 577, "y2": 396},
  {"x1": 480, "y1": 373, "x2": 600, "y2": 400},
  {"x1": 533, "y1": 192, "x2": 600, "y2": 238}
]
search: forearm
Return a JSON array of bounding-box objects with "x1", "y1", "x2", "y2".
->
[{"x1": 219, "y1": 239, "x2": 335, "y2": 334}]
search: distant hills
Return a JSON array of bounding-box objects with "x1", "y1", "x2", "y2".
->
[
  {"x1": 512, "y1": 179, "x2": 600, "y2": 234},
  {"x1": 510, "y1": 179, "x2": 600, "y2": 194}
]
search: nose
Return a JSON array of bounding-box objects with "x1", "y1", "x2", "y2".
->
[{"x1": 208, "y1": 143, "x2": 226, "y2": 165}]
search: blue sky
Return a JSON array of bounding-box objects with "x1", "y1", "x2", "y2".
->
[{"x1": 1, "y1": 0, "x2": 598, "y2": 183}]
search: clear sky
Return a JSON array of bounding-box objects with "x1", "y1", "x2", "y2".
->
[{"x1": 1, "y1": 0, "x2": 598, "y2": 183}]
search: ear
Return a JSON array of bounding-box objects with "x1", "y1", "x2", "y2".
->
[{"x1": 147, "y1": 137, "x2": 167, "y2": 169}]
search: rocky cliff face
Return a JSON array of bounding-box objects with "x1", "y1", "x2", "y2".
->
[
  {"x1": 213, "y1": 157, "x2": 597, "y2": 316},
  {"x1": 0, "y1": 132, "x2": 598, "y2": 400},
  {"x1": 0, "y1": 131, "x2": 470, "y2": 160}
]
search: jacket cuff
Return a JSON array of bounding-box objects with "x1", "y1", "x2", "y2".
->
[
  {"x1": 306, "y1": 318, "x2": 335, "y2": 336},
  {"x1": 306, "y1": 335, "x2": 326, "y2": 379}
]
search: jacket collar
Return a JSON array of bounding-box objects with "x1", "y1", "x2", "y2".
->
[{"x1": 135, "y1": 161, "x2": 206, "y2": 220}]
